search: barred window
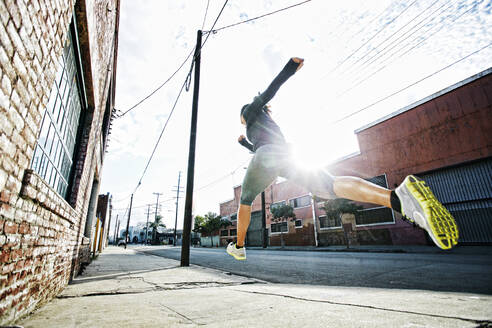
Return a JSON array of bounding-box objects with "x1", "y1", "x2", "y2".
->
[
  {"x1": 270, "y1": 201, "x2": 286, "y2": 211},
  {"x1": 365, "y1": 174, "x2": 388, "y2": 188},
  {"x1": 220, "y1": 230, "x2": 228, "y2": 237},
  {"x1": 271, "y1": 222, "x2": 288, "y2": 233},
  {"x1": 356, "y1": 207, "x2": 394, "y2": 225},
  {"x1": 294, "y1": 219, "x2": 302, "y2": 228},
  {"x1": 230, "y1": 229, "x2": 237, "y2": 236},
  {"x1": 30, "y1": 29, "x2": 83, "y2": 198},
  {"x1": 319, "y1": 215, "x2": 341, "y2": 229},
  {"x1": 289, "y1": 195, "x2": 311, "y2": 208}
]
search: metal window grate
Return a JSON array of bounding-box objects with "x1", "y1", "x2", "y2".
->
[
  {"x1": 319, "y1": 215, "x2": 341, "y2": 228},
  {"x1": 30, "y1": 31, "x2": 82, "y2": 198}
]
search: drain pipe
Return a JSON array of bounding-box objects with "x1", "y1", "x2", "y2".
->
[{"x1": 310, "y1": 193, "x2": 319, "y2": 247}]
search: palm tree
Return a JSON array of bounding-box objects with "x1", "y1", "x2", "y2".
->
[
  {"x1": 193, "y1": 213, "x2": 231, "y2": 247},
  {"x1": 150, "y1": 215, "x2": 166, "y2": 245}
]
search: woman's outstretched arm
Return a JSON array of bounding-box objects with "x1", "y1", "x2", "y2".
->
[{"x1": 242, "y1": 57, "x2": 304, "y2": 123}]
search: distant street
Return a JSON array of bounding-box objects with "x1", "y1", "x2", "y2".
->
[{"x1": 136, "y1": 246, "x2": 492, "y2": 295}]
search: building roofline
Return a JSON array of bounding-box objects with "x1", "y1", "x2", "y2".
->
[
  {"x1": 329, "y1": 151, "x2": 362, "y2": 165},
  {"x1": 355, "y1": 67, "x2": 492, "y2": 134}
]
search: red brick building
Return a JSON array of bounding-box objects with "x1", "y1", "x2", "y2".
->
[
  {"x1": 0, "y1": 0, "x2": 119, "y2": 324},
  {"x1": 219, "y1": 68, "x2": 492, "y2": 247}
]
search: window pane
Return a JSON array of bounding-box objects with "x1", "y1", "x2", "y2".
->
[
  {"x1": 31, "y1": 146, "x2": 42, "y2": 171},
  {"x1": 29, "y1": 22, "x2": 83, "y2": 199},
  {"x1": 38, "y1": 114, "x2": 50, "y2": 147},
  {"x1": 44, "y1": 123, "x2": 55, "y2": 152}
]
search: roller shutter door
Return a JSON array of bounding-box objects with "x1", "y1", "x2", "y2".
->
[{"x1": 418, "y1": 157, "x2": 492, "y2": 244}]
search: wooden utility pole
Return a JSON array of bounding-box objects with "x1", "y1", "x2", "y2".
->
[
  {"x1": 182, "y1": 30, "x2": 202, "y2": 267},
  {"x1": 124, "y1": 194, "x2": 133, "y2": 249},
  {"x1": 145, "y1": 204, "x2": 151, "y2": 245},
  {"x1": 173, "y1": 171, "x2": 182, "y2": 246},
  {"x1": 261, "y1": 191, "x2": 267, "y2": 248}
]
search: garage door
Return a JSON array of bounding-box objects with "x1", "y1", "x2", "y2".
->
[{"x1": 419, "y1": 157, "x2": 492, "y2": 244}]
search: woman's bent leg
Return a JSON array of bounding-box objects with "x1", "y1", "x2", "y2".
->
[{"x1": 333, "y1": 176, "x2": 392, "y2": 208}]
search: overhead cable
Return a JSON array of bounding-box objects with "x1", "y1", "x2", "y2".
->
[
  {"x1": 207, "y1": 0, "x2": 313, "y2": 34},
  {"x1": 132, "y1": 0, "x2": 230, "y2": 192},
  {"x1": 338, "y1": 0, "x2": 480, "y2": 97},
  {"x1": 116, "y1": 47, "x2": 195, "y2": 118},
  {"x1": 332, "y1": 41, "x2": 492, "y2": 124},
  {"x1": 134, "y1": 79, "x2": 188, "y2": 192},
  {"x1": 322, "y1": 0, "x2": 418, "y2": 78}
]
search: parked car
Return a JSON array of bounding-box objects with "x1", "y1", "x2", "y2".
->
[{"x1": 117, "y1": 239, "x2": 126, "y2": 246}]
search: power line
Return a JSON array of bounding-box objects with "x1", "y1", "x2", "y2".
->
[
  {"x1": 346, "y1": 2, "x2": 395, "y2": 42},
  {"x1": 115, "y1": 0, "x2": 223, "y2": 119},
  {"x1": 201, "y1": 0, "x2": 211, "y2": 30},
  {"x1": 331, "y1": 41, "x2": 492, "y2": 124},
  {"x1": 200, "y1": 0, "x2": 229, "y2": 48},
  {"x1": 342, "y1": 0, "x2": 444, "y2": 79},
  {"x1": 208, "y1": 0, "x2": 313, "y2": 34},
  {"x1": 113, "y1": 197, "x2": 175, "y2": 211},
  {"x1": 134, "y1": 78, "x2": 188, "y2": 191},
  {"x1": 111, "y1": 1, "x2": 230, "y2": 204},
  {"x1": 322, "y1": 0, "x2": 418, "y2": 79},
  {"x1": 194, "y1": 158, "x2": 250, "y2": 192},
  {"x1": 116, "y1": 47, "x2": 195, "y2": 118},
  {"x1": 338, "y1": 0, "x2": 479, "y2": 98},
  {"x1": 341, "y1": 0, "x2": 458, "y2": 87}
]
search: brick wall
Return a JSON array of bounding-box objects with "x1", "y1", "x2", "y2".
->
[{"x1": 0, "y1": 0, "x2": 119, "y2": 324}]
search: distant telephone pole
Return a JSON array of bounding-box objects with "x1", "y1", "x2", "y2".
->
[
  {"x1": 172, "y1": 171, "x2": 183, "y2": 246},
  {"x1": 113, "y1": 214, "x2": 119, "y2": 244},
  {"x1": 153, "y1": 192, "x2": 162, "y2": 243},
  {"x1": 145, "y1": 204, "x2": 151, "y2": 245},
  {"x1": 124, "y1": 194, "x2": 134, "y2": 249}
]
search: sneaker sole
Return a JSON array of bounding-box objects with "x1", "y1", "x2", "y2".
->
[
  {"x1": 403, "y1": 175, "x2": 459, "y2": 250},
  {"x1": 226, "y1": 249, "x2": 246, "y2": 261}
]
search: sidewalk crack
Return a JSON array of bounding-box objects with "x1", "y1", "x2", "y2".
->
[
  {"x1": 57, "y1": 281, "x2": 260, "y2": 299},
  {"x1": 161, "y1": 303, "x2": 206, "y2": 326},
  {"x1": 231, "y1": 289, "x2": 490, "y2": 325}
]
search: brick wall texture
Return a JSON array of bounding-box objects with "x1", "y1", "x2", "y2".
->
[{"x1": 0, "y1": 0, "x2": 119, "y2": 324}]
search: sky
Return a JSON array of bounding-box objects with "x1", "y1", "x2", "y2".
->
[{"x1": 100, "y1": 0, "x2": 492, "y2": 235}]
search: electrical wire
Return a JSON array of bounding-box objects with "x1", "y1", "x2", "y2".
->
[
  {"x1": 134, "y1": 78, "x2": 188, "y2": 192},
  {"x1": 207, "y1": 0, "x2": 313, "y2": 34},
  {"x1": 201, "y1": 0, "x2": 211, "y2": 30},
  {"x1": 113, "y1": 197, "x2": 175, "y2": 211},
  {"x1": 131, "y1": 0, "x2": 230, "y2": 192},
  {"x1": 322, "y1": 0, "x2": 418, "y2": 79},
  {"x1": 331, "y1": 41, "x2": 492, "y2": 124},
  {"x1": 338, "y1": 0, "x2": 479, "y2": 98},
  {"x1": 342, "y1": 0, "x2": 444, "y2": 78},
  {"x1": 341, "y1": 0, "x2": 459, "y2": 87},
  {"x1": 116, "y1": 47, "x2": 195, "y2": 118},
  {"x1": 194, "y1": 158, "x2": 251, "y2": 192}
]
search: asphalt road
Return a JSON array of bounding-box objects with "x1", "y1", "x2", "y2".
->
[{"x1": 137, "y1": 246, "x2": 492, "y2": 295}]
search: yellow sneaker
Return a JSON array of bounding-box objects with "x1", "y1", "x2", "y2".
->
[
  {"x1": 226, "y1": 242, "x2": 246, "y2": 260},
  {"x1": 395, "y1": 175, "x2": 459, "y2": 250}
]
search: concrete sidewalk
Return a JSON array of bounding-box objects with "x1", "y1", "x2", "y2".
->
[{"x1": 17, "y1": 246, "x2": 492, "y2": 328}]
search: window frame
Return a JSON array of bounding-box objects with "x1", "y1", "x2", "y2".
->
[
  {"x1": 318, "y1": 214, "x2": 342, "y2": 230},
  {"x1": 30, "y1": 16, "x2": 87, "y2": 201},
  {"x1": 288, "y1": 194, "x2": 311, "y2": 209},
  {"x1": 355, "y1": 206, "x2": 396, "y2": 227},
  {"x1": 270, "y1": 221, "x2": 288, "y2": 234}
]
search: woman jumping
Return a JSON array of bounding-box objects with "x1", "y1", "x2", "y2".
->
[{"x1": 226, "y1": 57, "x2": 459, "y2": 260}]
